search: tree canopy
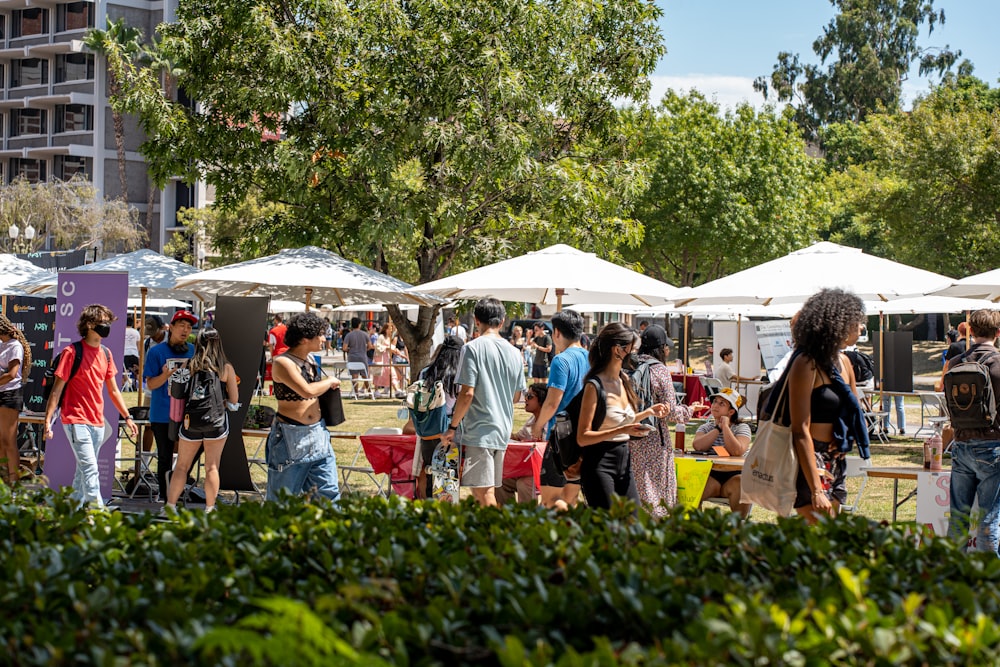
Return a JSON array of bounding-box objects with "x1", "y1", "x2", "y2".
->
[
  {"x1": 623, "y1": 91, "x2": 823, "y2": 286},
  {"x1": 109, "y1": 0, "x2": 665, "y2": 369},
  {"x1": 754, "y1": 0, "x2": 960, "y2": 138}
]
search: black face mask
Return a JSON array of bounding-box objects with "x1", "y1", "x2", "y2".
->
[{"x1": 93, "y1": 323, "x2": 111, "y2": 339}]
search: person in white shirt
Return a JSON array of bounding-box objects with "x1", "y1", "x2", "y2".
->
[
  {"x1": 123, "y1": 315, "x2": 141, "y2": 381},
  {"x1": 447, "y1": 316, "x2": 468, "y2": 342},
  {"x1": 714, "y1": 348, "x2": 757, "y2": 387}
]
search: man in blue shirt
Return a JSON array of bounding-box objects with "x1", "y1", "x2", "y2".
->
[
  {"x1": 144, "y1": 310, "x2": 196, "y2": 501},
  {"x1": 532, "y1": 309, "x2": 590, "y2": 510}
]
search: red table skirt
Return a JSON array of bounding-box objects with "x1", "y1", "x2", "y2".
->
[
  {"x1": 671, "y1": 373, "x2": 710, "y2": 417},
  {"x1": 359, "y1": 435, "x2": 545, "y2": 498}
]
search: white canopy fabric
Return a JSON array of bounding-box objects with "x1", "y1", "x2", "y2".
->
[
  {"x1": 0, "y1": 254, "x2": 53, "y2": 296},
  {"x1": 410, "y1": 244, "x2": 679, "y2": 308},
  {"x1": 12, "y1": 249, "x2": 199, "y2": 300},
  {"x1": 927, "y1": 268, "x2": 1000, "y2": 303},
  {"x1": 175, "y1": 246, "x2": 442, "y2": 307},
  {"x1": 674, "y1": 241, "x2": 953, "y2": 307},
  {"x1": 658, "y1": 295, "x2": 992, "y2": 320},
  {"x1": 328, "y1": 302, "x2": 420, "y2": 313},
  {"x1": 127, "y1": 297, "x2": 191, "y2": 310}
]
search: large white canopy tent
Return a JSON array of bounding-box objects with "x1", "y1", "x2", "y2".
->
[
  {"x1": 0, "y1": 254, "x2": 53, "y2": 303},
  {"x1": 927, "y1": 267, "x2": 1000, "y2": 303},
  {"x1": 175, "y1": 246, "x2": 442, "y2": 309},
  {"x1": 410, "y1": 244, "x2": 679, "y2": 309}
]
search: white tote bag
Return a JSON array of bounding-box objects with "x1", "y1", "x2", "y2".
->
[{"x1": 741, "y1": 374, "x2": 799, "y2": 515}]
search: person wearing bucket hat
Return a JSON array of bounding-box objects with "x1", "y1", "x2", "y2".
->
[{"x1": 692, "y1": 387, "x2": 752, "y2": 517}]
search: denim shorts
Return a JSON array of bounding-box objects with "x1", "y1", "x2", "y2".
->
[{"x1": 266, "y1": 419, "x2": 333, "y2": 472}]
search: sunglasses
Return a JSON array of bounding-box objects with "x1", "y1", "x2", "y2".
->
[{"x1": 525, "y1": 393, "x2": 537, "y2": 400}]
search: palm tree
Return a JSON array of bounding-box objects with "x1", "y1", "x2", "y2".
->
[{"x1": 84, "y1": 18, "x2": 143, "y2": 202}]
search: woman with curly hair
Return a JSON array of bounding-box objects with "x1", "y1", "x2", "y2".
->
[
  {"x1": 0, "y1": 313, "x2": 30, "y2": 485},
  {"x1": 577, "y1": 322, "x2": 671, "y2": 510},
  {"x1": 764, "y1": 288, "x2": 871, "y2": 524}
]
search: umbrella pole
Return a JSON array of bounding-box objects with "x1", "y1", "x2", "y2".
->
[
  {"x1": 682, "y1": 315, "x2": 689, "y2": 368},
  {"x1": 1, "y1": 295, "x2": 5, "y2": 316},
  {"x1": 137, "y1": 288, "x2": 147, "y2": 409},
  {"x1": 556, "y1": 288, "x2": 565, "y2": 311},
  {"x1": 878, "y1": 311, "x2": 885, "y2": 408},
  {"x1": 305, "y1": 288, "x2": 313, "y2": 312},
  {"x1": 736, "y1": 313, "x2": 742, "y2": 382}
]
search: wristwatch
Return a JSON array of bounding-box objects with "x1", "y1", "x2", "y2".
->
[{"x1": 714, "y1": 424, "x2": 723, "y2": 433}]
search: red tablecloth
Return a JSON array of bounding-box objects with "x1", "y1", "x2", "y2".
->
[
  {"x1": 359, "y1": 435, "x2": 545, "y2": 498},
  {"x1": 671, "y1": 373, "x2": 709, "y2": 416}
]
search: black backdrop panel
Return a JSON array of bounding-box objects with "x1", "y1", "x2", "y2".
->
[
  {"x1": 214, "y1": 296, "x2": 269, "y2": 492},
  {"x1": 6, "y1": 296, "x2": 56, "y2": 412},
  {"x1": 873, "y1": 330, "x2": 913, "y2": 393}
]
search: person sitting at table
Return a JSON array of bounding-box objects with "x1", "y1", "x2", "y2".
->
[
  {"x1": 628, "y1": 325, "x2": 693, "y2": 518},
  {"x1": 499, "y1": 382, "x2": 548, "y2": 505},
  {"x1": 714, "y1": 348, "x2": 758, "y2": 388},
  {"x1": 693, "y1": 388, "x2": 753, "y2": 517},
  {"x1": 413, "y1": 335, "x2": 464, "y2": 499},
  {"x1": 266, "y1": 312, "x2": 342, "y2": 503},
  {"x1": 0, "y1": 313, "x2": 30, "y2": 486}
]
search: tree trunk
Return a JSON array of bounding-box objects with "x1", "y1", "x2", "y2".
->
[
  {"x1": 387, "y1": 304, "x2": 441, "y2": 382},
  {"x1": 112, "y1": 107, "x2": 128, "y2": 199}
]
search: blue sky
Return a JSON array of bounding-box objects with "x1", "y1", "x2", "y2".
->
[{"x1": 652, "y1": 0, "x2": 1000, "y2": 110}]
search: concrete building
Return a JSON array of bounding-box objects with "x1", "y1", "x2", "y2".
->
[{"x1": 0, "y1": 0, "x2": 206, "y2": 252}]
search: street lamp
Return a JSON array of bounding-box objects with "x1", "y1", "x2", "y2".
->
[{"x1": 8, "y1": 222, "x2": 36, "y2": 253}]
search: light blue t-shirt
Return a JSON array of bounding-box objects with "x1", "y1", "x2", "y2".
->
[
  {"x1": 455, "y1": 336, "x2": 526, "y2": 450},
  {"x1": 546, "y1": 346, "x2": 591, "y2": 433}
]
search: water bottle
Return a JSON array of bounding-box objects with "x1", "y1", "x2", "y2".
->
[
  {"x1": 927, "y1": 424, "x2": 943, "y2": 472},
  {"x1": 674, "y1": 422, "x2": 686, "y2": 452}
]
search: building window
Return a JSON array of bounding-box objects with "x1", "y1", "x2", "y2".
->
[
  {"x1": 55, "y1": 53, "x2": 94, "y2": 83},
  {"x1": 9, "y1": 158, "x2": 46, "y2": 184},
  {"x1": 0, "y1": 16, "x2": 6, "y2": 40},
  {"x1": 9, "y1": 109, "x2": 47, "y2": 137},
  {"x1": 11, "y1": 9, "x2": 48, "y2": 38},
  {"x1": 11, "y1": 59, "x2": 49, "y2": 88},
  {"x1": 55, "y1": 104, "x2": 92, "y2": 133},
  {"x1": 57, "y1": 3, "x2": 94, "y2": 33},
  {"x1": 55, "y1": 155, "x2": 90, "y2": 180}
]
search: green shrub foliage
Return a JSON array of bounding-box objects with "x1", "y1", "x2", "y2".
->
[{"x1": 2, "y1": 484, "x2": 999, "y2": 665}]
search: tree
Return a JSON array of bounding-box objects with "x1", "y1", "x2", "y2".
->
[
  {"x1": 166, "y1": 196, "x2": 291, "y2": 267},
  {"x1": 0, "y1": 177, "x2": 145, "y2": 252},
  {"x1": 828, "y1": 74, "x2": 1000, "y2": 276},
  {"x1": 105, "y1": 0, "x2": 665, "y2": 372},
  {"x1": 754, "y1": 0, "x2": 960, "y2": 138},
  {"x1": 623, "y1": 91, "x2": 824, "y2": 287},
  {"x1": 83, "y1": 18, "x2": 144, "y2": 200}
]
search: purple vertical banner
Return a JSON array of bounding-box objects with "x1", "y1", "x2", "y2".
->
[{"x1": 44, "y1": 272, "x2": 128, "y2": 498}]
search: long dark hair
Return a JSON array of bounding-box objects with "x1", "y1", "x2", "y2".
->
[
  {"x1": 586, "y1": 322, "x2": 639, "y2": 409},
  {"x1": 422, "y1": 335, "x2": 464, "y2": 397}
]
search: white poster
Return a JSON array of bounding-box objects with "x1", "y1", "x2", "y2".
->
[
  {"x1": 754, "y1": 320, "x2": 793, "y2": 375},
  {"x1": 915, "y1": 471, "x2": 952, "y2": 536}
]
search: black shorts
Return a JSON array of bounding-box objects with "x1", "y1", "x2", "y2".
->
[
  {"x1": 539, "y1": 436, "x2": 580, "y2": 488},
  {"x1": 0, "y1": 388, "x2": 23, "y2": 411},
  {"x1": 179, "y1": 417, "x2": 229, "y2": 441},
  {"x1": 531, "y1": 363, "x2": 549, "y2": 379},
  {"x1": 124, "y1": 355, "x2": 139, "y2": 370},
  {"x1": 794, "y1": 440, "x2": 848, "y2": 508},
  {"x1": 419, "y1": 437, "x2": 440, "y2": 471},
  {"x1": 710, "y1": 470, "x2": 740, "y2": 486}
]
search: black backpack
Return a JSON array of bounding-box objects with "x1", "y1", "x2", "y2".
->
[
  {"x1": 943, "y1": 348, "x2": 999, "y2": 431},
  {"x1": 184, "y1": 369, "x2": 226, "y2": 432},
  {"x1": 844, "y1": 349, "x2": 875, "y2": 383},
  {"x1": 551, "y1": 377, "x2": 606, "y2": 470},
  {"x1": 41, "y1": 341, "x2": 111, "y2": 410}
]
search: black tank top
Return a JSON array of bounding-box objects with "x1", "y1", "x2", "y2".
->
[{"x1": 810, "y1": 384, "x2": 840, "y2": 424}]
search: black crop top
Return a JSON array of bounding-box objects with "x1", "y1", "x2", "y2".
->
[
  {"x1": 810, "y1": 384, "x2": 840, "y2": 424},
  {"x1": 272, "y1": 354, "x2": 319, "y2": 402}
]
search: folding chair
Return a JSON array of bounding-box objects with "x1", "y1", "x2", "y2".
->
[
  {"x1": 339, "y1": 427, "x2": 394, "y2": 496},
  {"x1": 839, "y1": 456, "x2": 869, "y2": 513},
  {"x1": 700, "y1": 376, "x2": 723, "y2": 398},
  {"x1": 672, "y1": 381, "x2": 686, "y2": 403},
  {"x1": 858, "y1": 390, "x2": 890, "y2": 444},
  {"x1": 915, "y1": 392, "x2": 948, "y2": 438},
  {"x1": 346, "y1": 362, "x2": 376, "y2": 399}
]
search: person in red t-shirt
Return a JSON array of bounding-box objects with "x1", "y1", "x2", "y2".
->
[
  {"x1": 268, "y1": 314, "x2": 289, "y2": 357},
  {"x1": 44, "y1": 304, "x2": 138, "y2": 507}
]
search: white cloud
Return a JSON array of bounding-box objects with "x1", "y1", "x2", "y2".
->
[{"x1": 647, "y1": 74, "x2": 770, "y2": 111}]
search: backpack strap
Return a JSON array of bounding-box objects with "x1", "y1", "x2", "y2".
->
[{"x1": 588, "y1": 377, "x2": 607, "y2": 431}]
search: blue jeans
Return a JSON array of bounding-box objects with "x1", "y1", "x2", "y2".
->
[
  {"x1": 265, "y1": 419, "x2": 339, "y2": 503},
  {"x1": 881, "y1": 395, "x2": 905, "y2": 432},
  {"x1": 63, "y1": 422, "x2": 108, "y2": 507},
  {"x1": 948, "y1": 439, "x2": 1000, "y2": 555}
]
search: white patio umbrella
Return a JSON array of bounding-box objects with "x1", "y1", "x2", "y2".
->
[
  {"x1": 127, "y1": 297, "x2": 192, "y2": 310},
  {"x1": 409, "y1": 244, "x2": 679, "y2": 309},
  {"x1": 11, "y1": 249, "x2": 201, "y2": 408},
  {"x1": 175, "y1": 246, "x2": 443, "y2": 308},
  {"x1": 329, "y1": 302, "x2": 421, "y2": 313},
  {"x1": 0, "y1": 253, "x2": 53, "y2": 300},
  {"x1": 926, "y1": 267, "x2": 1000, "y2": 302},
  {"x1": 673, "y1": 241, "x2": 953, "y2": 307}
]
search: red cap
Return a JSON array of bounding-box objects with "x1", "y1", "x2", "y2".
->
[{"x1": 171, "y1": 310, "x2": 198, "y2": 326}]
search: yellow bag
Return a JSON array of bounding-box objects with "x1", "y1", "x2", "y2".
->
[{"x1": 675, "y1": 458, "x2": 713, "y2": 511}]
